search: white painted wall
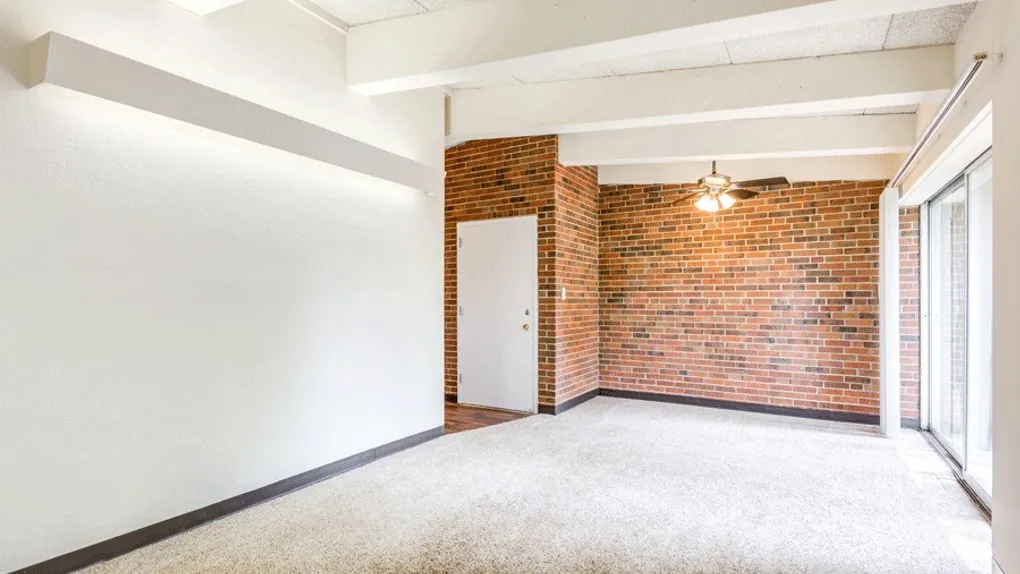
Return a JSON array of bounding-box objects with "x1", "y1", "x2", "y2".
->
[
  {"x1": 991, "y1": 2, "x2": 1019, "y2": 571},
  {"x1": 903, "y1": 1, "x2": 1019, "y2": 571},
  {"x1": 879, "y1": 188, "x2": 901, "y2": 437},
  {"x1": 0, "y1": 0, "x2": 445, "y2": 571},
  {"x1": 0, "y1": 0, "x2": 440, "y2": 164}
]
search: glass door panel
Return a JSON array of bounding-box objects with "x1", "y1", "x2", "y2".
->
[
  {"x1": 966, "y1": 157, "x2": 993, "y2": 497},
  {"x1": 929, "y1": 182, "x2": 967, "y2": 460}
]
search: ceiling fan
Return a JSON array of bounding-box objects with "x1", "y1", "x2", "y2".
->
[{"x1": 671, "y1": 161, "x2": 789, "y2": 212}]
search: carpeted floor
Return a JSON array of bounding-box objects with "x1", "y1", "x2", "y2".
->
[{"x1": 80, "y1": 397, "x2": 990, "y2": 574}]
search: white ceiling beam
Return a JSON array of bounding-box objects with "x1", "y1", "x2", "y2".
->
[
  {"x1": 27, "y1": 32, "x2": 442, "y2": 195},
  {"x1": 559, "y1": 115, "x2": 916, "y2": 166},
  {"x1": 449, "y1": 46, "x2": 954, "y2": 141},
  {"x1": 286, "y1": 0, "x2": 349, "y2": 34},
  {"x1": 598, "y1": 155, "x2": 905, "y2": 185},
  {"x1": 347, "y1": 0, "x2": 974, "y2": 95}
]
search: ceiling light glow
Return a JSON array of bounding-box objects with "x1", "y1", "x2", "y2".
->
[
  {"x1": 695, "y1": 194, "x2": 721, "y2": 212},
  {"x1": 163, "y1": 0, "x2": 247, "y2": 17}
]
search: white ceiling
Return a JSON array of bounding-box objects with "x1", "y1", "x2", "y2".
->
[
  {"x1": 321, "y1": 0, "x2": 978, "y2": 183},
  {"x1": 310, "y1": 0, "x2": 483, "y2": 25},
  {"x1": 884, "y1": 3, "x2": 976, "y2": 48},
  {"x1": 445, "y1": 3, "x2": 976, "y2": 90}
]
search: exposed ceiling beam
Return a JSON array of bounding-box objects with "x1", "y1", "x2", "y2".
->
[
  {"x1": 598, "y1": 155, "x2": 905, "y2": 185},
  {"x1": 347, "y1": 0, "x2": 974, "y2": 95},
  {"x1": 559, "y1": 115, "x2": 917, "y2": 166},
  {"x1": 286, "y1": 0, "x2": 349, "y2": 34},
  {"x1": 448, "y1": 46, "x2": 953, "y2": 141},
  {"x1": 27, "y1": 32, "x2": 443, "y2": 195}
]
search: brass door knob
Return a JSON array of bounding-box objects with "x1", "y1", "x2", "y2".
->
[{"x1": 522, "y1": 323, "x2": 531, "y2": 331}]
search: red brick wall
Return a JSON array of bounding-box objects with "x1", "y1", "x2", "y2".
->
[
  {"x1": 447, "y1": 138, "x2": 911, "y2": 419},
  {"x1": 445, "y1": 138, "x2": 599, "y2": 408},
  {"x1": 554, "y1": 165, "x2": 601, "y2": 402},
  {"x1": 445, "y1": 136, "x2": 559, "y2": 406},
  {"x1": 899, "y1": 207, "x2": 921, "y2": 423},
  {"x1": 598, "y1": 181, "x2": 885, "y2": 416}
]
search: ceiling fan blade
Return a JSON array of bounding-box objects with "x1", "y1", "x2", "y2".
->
[
  {"x1": 726, "y1": 188, "x2": 760, "y2": 200},
  {"x1": 670, "y1": 190, "x2": 705, "y2": 205},
  {"x1": 735, "y1": 176, "x2": 789, "y2": 188}
]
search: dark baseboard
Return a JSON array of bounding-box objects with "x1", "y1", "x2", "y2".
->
[
  {"x1": 461, "y1": 386, "x2": 910, "y2": 428},
  {"x1": 537, "y1": 388, "x2": 599, "y2": 415},
  {"x1": 598, "y1": 388, "x2": 881, "y2": 426},
  {"x1": 444, "y1": 393, "x2": 457, "y2": 403},
  {"x1": 12, "y1": 426, "x2": 445, "y2": 574}
]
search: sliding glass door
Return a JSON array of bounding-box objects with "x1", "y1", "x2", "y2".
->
[
  {"x1": 965, "y1": 158, "x2": 993, "y2": 496},
  {"x1": 926, "y1": 151, "x2": 993, "y2": 505},
  {"x1": 929, "y1": 181, "x2": 967, "y2": 459}
]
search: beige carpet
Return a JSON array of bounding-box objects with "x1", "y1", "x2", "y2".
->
[{"x1": 80, "y1": 397, "x2": 990, "y2": 573}]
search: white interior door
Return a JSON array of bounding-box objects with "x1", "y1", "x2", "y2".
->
[{"x1": 457, "y1": 216, "x2": 537, "y2": 413}]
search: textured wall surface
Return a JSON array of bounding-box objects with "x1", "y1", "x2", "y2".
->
[
  {"x1": 0, "y1": 1, "x2": 444, "y2": 570},
  {"x1": 900, "y1": 207, "x2": 921, "y2": 423},
  {"x1": 444, "y1": 136, "x2": 559, "y2": 405},
  {"x1": 993, "y1": 0, "x2": 1020, "y2": 568},
  {"x1": 445, "y1": 137, "x2": 600, "y2": 407},
  {"x1": 599, "y1": 181, "x2": 885, "y2": 416},
  {"x1": 446, "y1": 141, "x2": 920, "y2": 421},
  {"x1": 553, "y1": 164, "x2": 601, "y2": 402}
]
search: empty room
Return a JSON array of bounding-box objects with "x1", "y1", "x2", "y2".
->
[{"x1": 1, "y1": 1, "x2": 1018, "y2": 573}]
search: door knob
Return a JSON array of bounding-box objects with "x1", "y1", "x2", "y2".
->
[{"x1": 522, "y1": 323, "x2": 531, "y2": 331}]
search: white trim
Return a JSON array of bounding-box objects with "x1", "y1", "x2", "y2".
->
[
  {"x1": 890, "y1": 53, "x2": 989, "y2": 188},
  {"x1": 994, "y1": 559, "x2": 1005, "y2": 574},
  {"x1": 880, "y1": 187, "x2": 902, "y2": 436},
  {"x1": 454, "y1": 214, "x2": 538, "y2": 228},
  {"x1": 900, "y1": 103, "x2": 993, "y2": 206},
  {"x1": 26, "y1": 33, "x2": 442, "y2": 196},
  {"x1": 919, "y1": 205, "x2": 931, "y2": 430},
  {"x1": 923, "y1": 152, "x2": 995, "y2": 509}
]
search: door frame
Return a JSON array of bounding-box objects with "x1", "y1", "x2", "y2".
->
[
  {"x1": 455, "y1": 215, "x2": 539, "y2": 414},
  {"x1": 925, "y1": 175, "x2": 968, "y2": 466},
  {"x1": 921, "y1": 148, "x2": 993, "y2": 510}
]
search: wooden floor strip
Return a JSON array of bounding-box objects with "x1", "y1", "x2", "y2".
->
[{"x1": 444, "y1": 402, "x2": 530, "y2": 434}]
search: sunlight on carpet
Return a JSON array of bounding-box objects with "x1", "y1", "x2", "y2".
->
[{"x1": 80, "y1": 397, "x2": 991, "y2": 574}]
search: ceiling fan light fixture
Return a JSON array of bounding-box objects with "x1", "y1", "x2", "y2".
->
[
  {"x1": 702, "y1": 174, "x2": 730, "y2": 188},
  {"x1": 695, "y1": 194, "x2": 721, "y2": 212},
  {"x1": 676, "y1": 161, "x2": 785, "y2": 212}
]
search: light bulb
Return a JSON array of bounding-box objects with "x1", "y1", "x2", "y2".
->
[
  {"x1": 719, "y1": 192, "x2": 736, "y2": 209},
  {"x1": 695, "y1": 194, "x2": 720, "y2": 212}
]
